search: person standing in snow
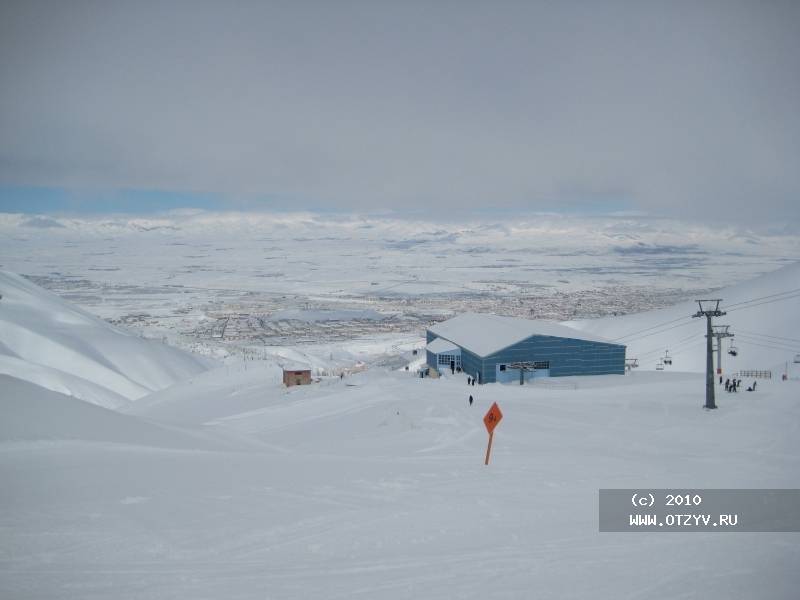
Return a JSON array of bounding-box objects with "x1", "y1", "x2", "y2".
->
[
  {"x1": 752, "y1": 380, "x2": 757, "y2": 391},
  {"x1": 469, "y1": 395, "x2": 473, "y2": 406},
  {"x1": 724, "y1": 378, "x2": 730, "y2": 392},
  {"x1": 467, "y1": 376, "x2": 472, "y2": 385}
]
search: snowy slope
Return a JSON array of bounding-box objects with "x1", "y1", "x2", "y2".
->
[
  {"x1": 0, "y1": 374, "x2": 228, "y2": 449},
  {"x1": 2, "y1": 368, "x2": 799, "y2": 599},
  {"x1": 0, "y1": 271, "x2": 209, "y2": 407},
  {"x1": 568, "y1": 261, "x2": 800, "y2": 375},
  {"x1": 1, "y1": 263, "x2": 799, "y2": 599}
]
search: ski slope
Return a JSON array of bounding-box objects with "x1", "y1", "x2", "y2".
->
[
  {"x1": 1, "y1": 264, "x2": 799, "y2": 599},
  {"x1": 0, "y1": 271, "x2": 209, "y2": 407},
  {"x1": 2, "y1": 368, "x2": 798, "y2": 599},
  {"x1": 0, "y1": 374, "x2": 235, "y2": 450},
  {"x1": 568, "y1": 261, "x2": 800, "y2": 376}
]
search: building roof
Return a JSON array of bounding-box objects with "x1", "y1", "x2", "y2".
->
[
  {"x1": 426, "y1": 337, "x2": 460, "y2": 354},
  {"x1": 282, "y1": 364, "x2": 311, "y2": 372},
  {"x1": 427, "y1": 312, "x2": 620, "y2": 357}
]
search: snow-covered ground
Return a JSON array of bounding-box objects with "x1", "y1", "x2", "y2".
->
[
  {"x1": 2, "y1": 368, "x2": 798, "y2": 599},
  {"x1": 569, "y1": 261, "x2": 800, "y2": 376},
  {"x1": 1, "y1": 248, "x2": 799, "y2": 598},
  {"x1": 0, "y1": 271, "x2": 209, "y2": 408}
]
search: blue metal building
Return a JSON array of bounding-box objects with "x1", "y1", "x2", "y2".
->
[{"x1": 426, "y1": 313, "x2": 625, "y2": 384}]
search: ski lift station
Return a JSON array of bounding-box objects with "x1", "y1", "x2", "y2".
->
[{"x1": 426, "y1": 313, "x2": 626, "y2": 384}]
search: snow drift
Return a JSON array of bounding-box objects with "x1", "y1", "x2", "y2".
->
[
  {"x1": 0, "y1": 270, "x2": 208, "y2": 407},
  {"x1": 0, "y1": 374, "x2": 223, "y2": 449}
]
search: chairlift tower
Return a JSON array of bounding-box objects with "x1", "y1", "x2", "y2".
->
[
  {"x1": 712, "y1": 325, "x2": 734, "y2": 380},
  {"x1": 693, "y1": 300, "x2": 726, "y2": 409},
  {"x1": 508, "y1": 361, "x2": 537, "y2": 385}
]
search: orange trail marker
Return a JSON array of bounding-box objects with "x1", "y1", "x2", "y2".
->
[{"x1": 483, "y1": 402, "x2": 503, "y2": 465}]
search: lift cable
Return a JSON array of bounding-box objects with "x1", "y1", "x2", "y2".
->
[
  {"x1": 610, "y1": 315, "x2": 692, "y2": 342},
  {"x1": 735, "y1": 329, "x2": 800, "y2": 344},
  {"x1": 724, "y1": 287, "x2": 800, "y2": 309},
  {"x1": 636, "y1": 334, "x2": 705, "y2": 360},
  {"x1": 610, "y1": 289, "x2": 800, "y2": 343},
  {"x1": 734, "y1": 338, "x2": 800, "y2": 353},
  {"x1": 733, "y1": 335, "x2": 799, "y2": 352},
  {"x1": 726, "y1": 291, "x2": 800, "y2": 313}
]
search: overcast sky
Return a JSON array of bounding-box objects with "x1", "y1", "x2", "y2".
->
[{"x1": 1, "y1": 1, "x2": 798, "y2": 222}]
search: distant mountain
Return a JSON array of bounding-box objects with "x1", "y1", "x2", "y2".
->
[
  {"x1": 568, "y1": 262, "x2": 800, "y2": 376},
  {"x1": 0, "y1": 271, "x2": 208, "y2": 408}
]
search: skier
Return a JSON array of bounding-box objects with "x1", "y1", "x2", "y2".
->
[
  {"x1": 752, "y1": 380, "x2": 757, "y2": 391},
  {"x1": 467, "y1": 376, "x2": 472, "y2": 385},
  {"x1": 724, "y1": 378, "x2": 730, "y2": 392},
  {"x1": 469, "y1": 395, "x2": 473, "y2": 406}
]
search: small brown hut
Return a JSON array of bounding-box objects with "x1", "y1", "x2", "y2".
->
[{"x1": 282, "y1": 366, "x2": 312, "y2": 387}]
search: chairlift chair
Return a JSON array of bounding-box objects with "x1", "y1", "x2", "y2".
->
[
  {"x1": 663, "y1": 350, "x2": 672, "y2": 366},
  {"x1": 794, "y1": 354, "x2": 800, "y2": 364},
  {"x1": 728, "y1": 339, "x2": 738, "y2": 357},
  {"x1": 656, "y1": 361, "x2": 665, "y2": 371}
]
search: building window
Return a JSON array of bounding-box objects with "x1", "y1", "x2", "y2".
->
[
  {"x1": 499, "y1": 364, "x2": 506, "y2": 371},
  {"x1": 533, "y1": 361, "x2": 550, "y2": 370},
  {"x1": 437, "y1": 353, "x2": 461, "y2": 368}
]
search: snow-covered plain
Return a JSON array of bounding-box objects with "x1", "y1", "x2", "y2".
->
[
  {"x1": 1, "y1": 215, "x2": 800, "y2": 598},
  {"x1": 2, "y1": 211, "x2": 799, "y2": 363}
]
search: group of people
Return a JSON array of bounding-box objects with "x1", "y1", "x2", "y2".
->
[
  {"x1": 724, "y1": 378, "x2": 757, "y2": 392},
  {"x1": 467, "y1": 373, "x2": 477, "y2": 405}
]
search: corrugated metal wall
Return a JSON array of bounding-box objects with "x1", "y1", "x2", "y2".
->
[
  {"x1": 484, "y1": 335, "x2": 625, "y2": 381},
  {"x1": 426, "y1": 350, "x2": 437, "y2": 371},
  {"x1": 426, "y1": 330, "x2": 625, "y2": 383},
  {"x1": 460, "y1": 347, "x2": 484, "y2": 383}
]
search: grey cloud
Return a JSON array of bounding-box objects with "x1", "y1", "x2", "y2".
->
[{"x1": 1, "y1": 0, "x2": 799, "y2": 223}]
